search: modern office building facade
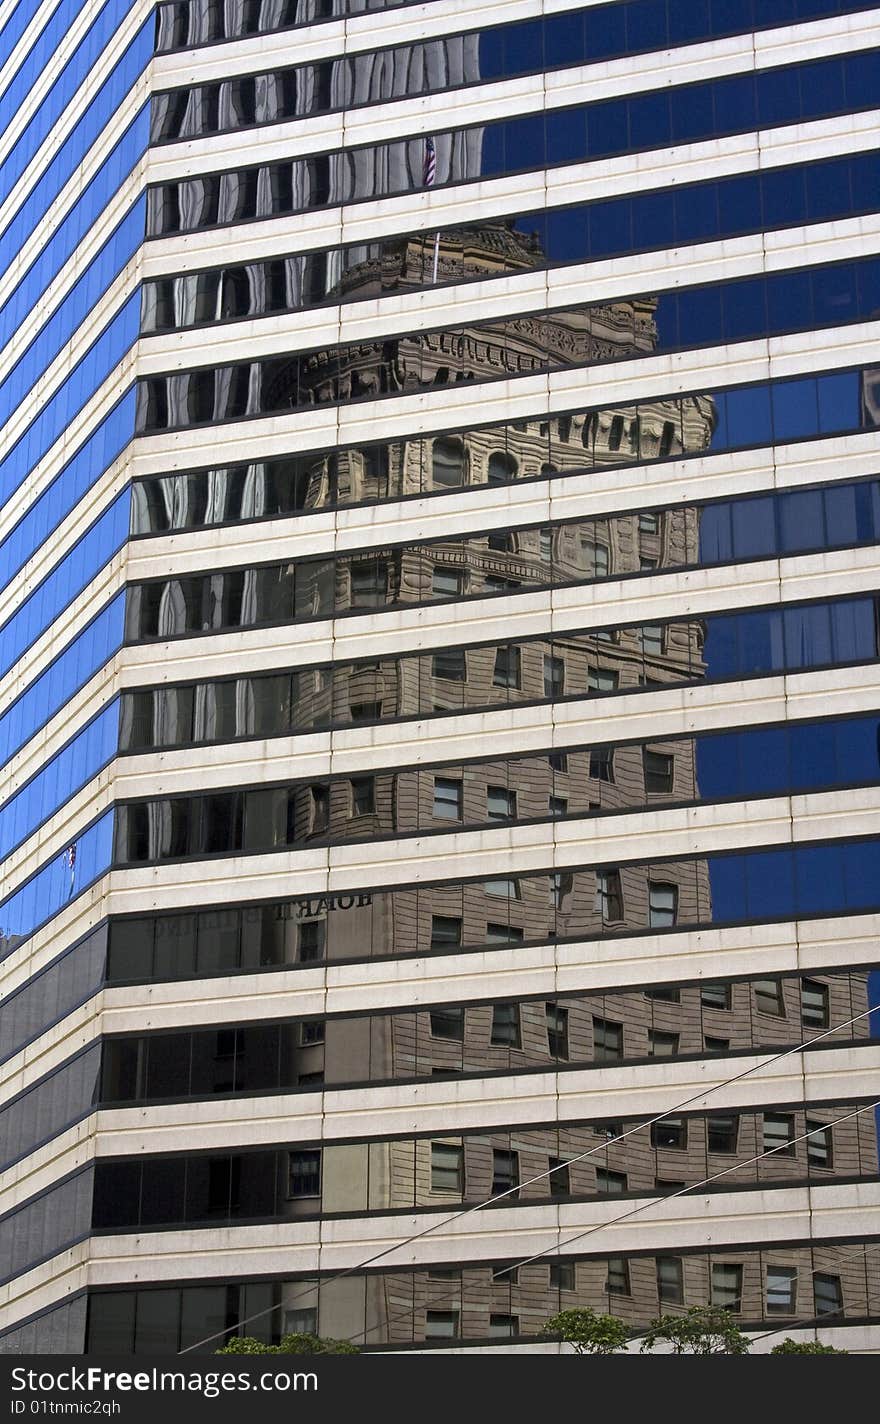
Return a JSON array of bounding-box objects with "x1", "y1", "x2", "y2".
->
[{"x1": 2, "y1": 0, "x2": 880, "y2": 1354}]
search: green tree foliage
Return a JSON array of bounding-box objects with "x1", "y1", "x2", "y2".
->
[
  {"x1": 216, "y1": 1333, "x2": 360, "y2": 1355},
  {"x1": 639, "y1": 1307, "x2": 750, "y2": 1355},
  {"x1": 541, "y1": 1307, "x2": 630, "y2": 1354},
  {"x1": 770, "y1": 1338, "x2": 848, "y2": 1354}
]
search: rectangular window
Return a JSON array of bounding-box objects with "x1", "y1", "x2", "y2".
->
[
  {"x1": 548, "y1": 751, "x2": 568, "y2": 772},
  {"x1": 648, "y1": 882, "x2": 678, "y2": 928},
  {"x1": 432, "y1": 566, "x2": 463, "y2": 598},
  {"x1": 546, "y1": 1003, "x2": 569, "y2": 1059},
  {"x1": 543, "y1": 655, "x2": 565, "y2": 697},
  {"x1": 639, "y1": 511, "x2": 660, "y2": 535},
  {"x1": 350, "y1": 776, "x2": 375, "y2": 816},
  {"x1": 711, "y1": 1263, "x2": 743, "y2": 1312},
  {"x1": 595, "y1": 870, "x2": 623, "y2": 921},
  {"x1": 606, "y1": 1258, "x2": 630, "y2": 1295},
  {"x1": 432, "y1": 648, "x2": 466, "y2": 681},
  {"x1": 640, "y1": 624, "x2": 664, "y2": 655},
  {"x1": 488, "y1": 1314, "x2": 518, "y2": 1339},
  {"x1": 548, "y1": 1156, "x2": 570, "y2": 1196},
  {"x1": 801, "y1": 979, "x2": 830, "y2": 1029},
  {"x1": 433, "y1": 777, "x2": 463, "y2": 820},
  {"x1": 582, "y1": 540, "x2": 610, "y2": 578},
  {"x1": 484, "y1": 877, "x2": 520, "y2": 899},
  {"x1": 551, "y1": 1260, "x2": 576, "y2": 1291},
  {"x1": 705, "y1": 1036, "x2": 730, "y2": 1053},
  {"x1": 766, "y1": 1266, "x2": 798, "y2": 1315},
  {"x1": 349, "y1": 699, "x2": 382, "y2": 722},
  {"x1": 431, "y1": 1142, "x2": 463, "y2": 1192},
  {"x1": 425, "y1": 1311, "x2": 459, "y2": 1339},
  {"x1": 645, "y1": 987, "x2": 680, "y2": 1003},
  {"x1": 288, "y1": 1149, "x2": 321, "y2": 1198},
  {"x1": 806, "y1": 1120, "x2": 833, "y2": 1168},
  {"x1": 644, "y1": 749, "x2": 674, "y2": 792},
  {"x1": 813, "y1": 1273, "x2": 843, "y2": 1319},
  {"x1": 491, "y1": 1003, "x2": 521, "y2": 1048},
  {"x1": 492, "y1": 1149, "x2": 519, "y2": 1196},
  {"x1": 590, "y1": 747, "x2": 615, "y2": 782},
  {"x1": 487, "y1": 785, "x2": 516, "y2": 821},
  {"x1": 549, "y1": 795, "x2": 568, "y2": 817},
  {"x1": 430, "y1": 1006, "x2": 464, "y2": 1040},
  {"x1": 492, "y1": 1264, "x2": 518, "y2": 1284},
  {"x1": 649, "y1": 1030, "x2": 680, "y2": 1057},
  {"x1": 593, "y1": 1017, "x2": 623, "y2": 1061},
  {"x1": 298, "y1": 921, "x2": 325, "y2": 963},
  {"x1": 657, "y1": 1257, "x2": 684, "y2": 1304},
  {"x1": 701, "y1": 983, "x2": 732, "y2": 1010},
  {"x1": 309, "y1": 784, "x2": 329, "y2": 832},
  {"x1": 754, "y1": 979, "x2": 785, "y2": 1016},
  {"x1": 430, "y1": 915, "x2": 462, "y2": 949},
  {"x1": 707, "y1": 1115, "x2": 739, "y2": 1154},
  {"x1": 596, "y1": 1168, "x2": 627, "y2": 1193},
  {"x1": 285, "y1": 1308, "x2": 317, "y2": 1335},
  {"x1": 300, "y1": 1019, "x2": 324, "y2": 1046},
  {"x1": 486, "y1": 923, "x2": 524, "y2": 944},
  {"x1": 651, "y1": 1118, "x2": 687, "y2": 1150},
  {"x1": 763, "y1": 1113, "x2": 796, "y2": 1156},
  {"x1": 589, "y1": 667, "x2": 619, "y2": 693},
  {"x1": 493, "y1": 646, "x2": 521, "y2": 688},
  {"x1": 349, "y1": 559, "x2": 388, "y2": 607},
  {"x1": 540, "y1": 528, "x2": 553, "y2": 561}
]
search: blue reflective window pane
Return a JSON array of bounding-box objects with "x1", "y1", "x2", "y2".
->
[
  {"x1": 778, "y1": 489, "x2": 824, "y2": 553},
  {"x1": 737, "y1": 609, "x2": 785, "y2": 674},
  {"x1": 842, "y1": 841, "x2": 880, "y2": 911},
  {"x1": 788, "y1": 721, "x2": 837, "y2": 789},
  {"x1": 0, "y1": 701, "x2": 118, "y2": 863},
  {"x1": 843, "y1": 49, "x2": 880, "y2": 108},
  {"x1": 698, "y1": 503, "x2": 734, "y2": 563},
  {"x1": 708, "y1": 853, "x2": 747, "y2": 921},
  {"x1": 703, "y1": 613, "x2": 738, "y2": 678},
  {"x1": 546, "y1": 106, "x2": 588, "y2": 165},
  {"x1": 804, "y1": 156, "x2": 852, "y2": 220},
  {"x1": 772, "y1": 378, "x2": 819, "y2": 442},
  {"x1": 812, "y1": 262, "x2": 857, "y2": 325},
  {"x1": 632, "y1": 190, "x2": 675, "y2": 251},
  {"x1": 746, "y1": 849, "x2": 796, "y2": 920},
  {"x1": 800, "y1": 56, "x2": 846, "y2": 116},
  {"x1": 675, "y1": 182, "x2": 718, "y2": 243},
  {"x1": 822, "y1": 484, "x2": 861, "y2": 546},
  {"x1": 585, "y1": 4, "x2": 626, "y2": 60},
  {"x1": 710, "y1": 391, "x2": 730, "y2": 450},
  {"x1": 855, "y1": 257, "x2": 880, "y2": 320},
  {"x1": 784, "y1": 604, "x2": 833, "y2": 665},
  {"x1": 741, "y1": 727, "x2": 790, "y2": 795},
  {"x1": 505, "y1": 114, "x2": 545, "y2": 170},
  {"x1": 712, "y1": 71, "x2": 757, "y2": 132},
  {"x1": 833, "y1": 716, "x2": 880, "y2": 784},
  {"x1": 724, "y1": 384, "x2": 772, "y2": 447},
  {"x1": 476, "y1": 27, "x2": 505, "y2": 79},
  {"x1": 0, "y1": 202, "x2": 142, "y2": 447},
  {"x1": 671, "y1": 82, "x2": 714, "y2": 143},
  {"x1": 0, "y1": 811, "x2": 113, "y2": 958},
  {"x1": 629, "y1": 91, "x2": 671, "y2": 151},
  {"x1": 695, "y1": 732, "x2": 740, "y2": 799},
  {"x1": 589, "y1": 198, "x2": 631, "y2": 258},
  {"x1": 0, "y1": 489, "x2": 129, "y2": 679},
  {"x1": 732, "y1": 495, "x2": 776, "y2": 558},
  {"x1": 767, "y1": 268, "x2": 813, "y2": 333},
  {"x1": 719, "y1": 172, "x2": 761, "y2": 234},
  {"x1": 0, "y1": 297, "x2": 138, "y2": 511},
  {"x1": 761, "y1": 164, "x2": 806, "y2": 231},
  {"x1": 0, "y1": 594, "x2": 125, "y2": 771},
  {"x1": 817, "y1": 370, "x2": 860, "y2": 433},
  {"x1": 544, "y1": 11, "x2": 584, "y2": 67},
  {"x1": 795, "y1": 843, "x2": 843, "y2": 914},
  {"x1": 670, "y1": 0, "x2": 711, "y2": 44},
  {"x1": 587, "y1": 98, "x2": 628, "y2": 156},
  {"x1": 0, "y1": 0, "x2": 143, "y2": 211},
  {"x1": 544, "y1": 207, "x2": 587, "y2": 263},
  {"x1": 0, "y1": 116, "x2": 147, "y2": 356},
  {"x1": 757, "y1": 65, "x2": 801, "y2": 125},
  {"x1": 722, "y1": 276, "x2": 766, "y2": 343},
  {"x1": 830, "y1": 598, "x2": 877, "y2": 663},
  {"x1": 625, "y1": 0, "x2": 668, "y2": 51}
]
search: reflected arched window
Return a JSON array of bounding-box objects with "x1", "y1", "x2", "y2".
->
[
  {"x1": 432, "y1": 438, "x2": 465, "y2": 487},
  {"x1": 487, "y1": 451, "x2": 517, "y2": 485}
]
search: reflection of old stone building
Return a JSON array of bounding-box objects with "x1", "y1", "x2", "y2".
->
[{"x1": 7, "y1": 0, "x2": 880, "y2": 1358}]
